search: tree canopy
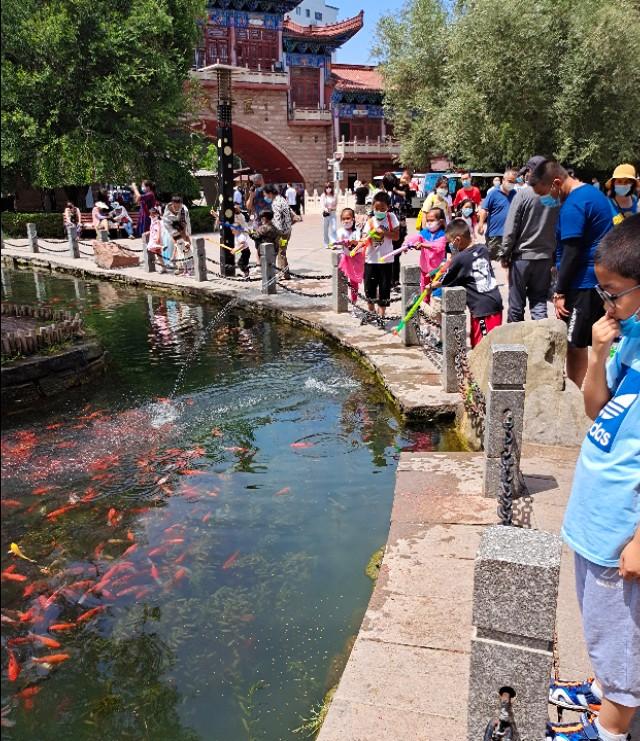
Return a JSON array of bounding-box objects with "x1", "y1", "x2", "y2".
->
[
  {"x1": 375, "y1": 0, "x2": 640, "y2": 172},
  {"x1": 1, "y1": 0, "x2": 206, "y2": 193}
]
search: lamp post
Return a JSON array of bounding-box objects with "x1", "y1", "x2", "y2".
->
[{"x1": 211, "y1": 63, "x2": 238, "y2": 277}]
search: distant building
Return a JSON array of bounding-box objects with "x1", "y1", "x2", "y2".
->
[
  {"x1": 192, "y1": 2, "x2": 399, "y2": 192},
  {"x1": 286, "y1": 0, "x2": 339, "y2": 26}
]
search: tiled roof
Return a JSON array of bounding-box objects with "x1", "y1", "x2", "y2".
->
[
  {"x1": 332, "y1": 64, "x2": 383, "y2": 92},
  {"x1": 283, "y1": 10, "x2": 364, "y2": 41}
]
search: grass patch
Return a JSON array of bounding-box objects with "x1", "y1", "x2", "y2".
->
[
  {"x1": 293, "y1": 686, "x2": 337, "y2": 738},
  {"x1": 365, "y1": 546, "x2": 384, "y2": 582}
]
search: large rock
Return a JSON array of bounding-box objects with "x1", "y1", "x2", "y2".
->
[
  {"x1": 93, "y1": 240, "x2": 139, "y2": 270},
  {"x1": 458, "y1": 319, "x2": 590, "y2": 448}
]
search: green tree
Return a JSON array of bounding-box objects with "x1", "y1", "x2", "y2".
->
[
  {"x1": 376, "y1": 0, "x2": 640, "y2": 171},
  {"x1": 1, "y1": 0, "x2": 206, "y2": 194}
]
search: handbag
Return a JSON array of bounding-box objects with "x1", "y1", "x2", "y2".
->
[{"x1": 322, "y1": 210, "x2": 330, "y2": 218}]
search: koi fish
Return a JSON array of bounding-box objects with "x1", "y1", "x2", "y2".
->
[
  {"x1": 164, "y1": 538, "x2": 185, "y2": 545},
  {"x1": 173, "y1": 568, "x2": 188, "y2": 582},
  {"x1": 1, "y1": 499, "x2": 21, "y2": 507},
  {"x1": 32, "y1": 485, "x2": 57, "y2": 496},
  {"x1": 126, "y1": 531, "x2": 135, "y2": 542},
  {"x1": 7, "y1": 636, "x2": 34, "y2": 647},
  {"x1": 223, "y1": 446, "x2": 249, "y2": 454},
  {"x1": 45, "y1": 423, "x2": 63, "y2": 430},
  {"x1": 2, "y1": 571, "x2": 28, "y2": 582},
  {"x1": 150, "y1": 564, "x2": 160, "y2": 583},
  {"x1": 15, "y1": 685, "x2": 41, "y2": 700},
  {"x1": 45, "y1": 504, "x2": 77, "y2": 520},
  {"x1": 222, "y1": 551, "x2": 240, "y2": 570},
  {"x1": 7, "y1": 651, "x2": 21, "y2": 681},
  {"x1": 77, "y1": 606, "x2": 105, "y2": 623},
  {"x1": 202, "y1": 512, "x2": 213, "y2": 523},
  {"x1": 31, "y1": 653, "x2": 70, "y2": 666},
  {"x1": 275, "y1": 487, "x2": 291, "y2": 496},
  {"x1": 48, "y1": 623, "x2": 76, "y2": 632},
  {"x1": 29, "y1": 634, "x2": 61, "y2": 649},
  {"x1": 290, "y1": 441, "x2": 314, "y2": 448},
  {"x1": 122, "y1": 543, "x2": 138, "y2": 557},
  {"x1": 106, "y1": 508, "x2": 120, "y2": 527},
  {"x1": 56, "y1": 441, "x2": 76, "y2": 450},
  {"x1": 177, "y1": 469, "x2": 207, "y2": 476},
  {"x1": 8, "y1": 543, "x2": 38, "y2": 563},
  {"x1": 147, "y1": 545, "x2": 170, "y2": 558}
]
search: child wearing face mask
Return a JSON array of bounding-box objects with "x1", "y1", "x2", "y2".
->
[
  {"x1": 146, "y1": 206, "x2": 167, "y2": 273},
  {"x1": 336, "y1": 207, "x2": 364, "y2": 313},
  {"x1": 418, "y1": 208, "x2": 447, "y2": 296},
  {"x1": 420, "y1": 176, "x2": 452, "y2": 229},
  {"x1": 456, "y1": 198, "x2": 477, "y2": 236},
  {"x1": 545, "y1": 215, "x2": 639, "y2": 741},
  {"x1": 440, "y1": 219, "x2": 503, "y2": 347},
  {"x1": 361, "y1": 192, "x2": 400, "y2": 326}
]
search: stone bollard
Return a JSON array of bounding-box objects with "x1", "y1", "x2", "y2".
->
[
  {"x1": 441, "y1": 286, "x2": 467, "y2": 392},
  {"x1": 98, "y1": 229, "x2": 110, "y2": 243},
  {"x1": 67, "y1": 226, "x2": 80, "y2": 258},
  {"x1": 193, "y1": 238, "x2": 207, "y2": 282},
  {"x1": 141, "y1": 233, "x2": 156, "y2": 273},
  {"x1": 27, "y1": 223, "x2": 39, "y2": 253},
  {"x1": 483, "y1": 344, "x2": 528, "y2": 498},
  {"x1": 331, "y1": 252, "x2": 348, "y2": 313},
  {"x1": 467, "y1": 525, "x2": 561, "y2": 741},
  {"x1": 400, "y1": 265, "x2": 422, "y2": 346},
  {"x1": 259, "y1": 242, "x2": 277, "y2": 295}
]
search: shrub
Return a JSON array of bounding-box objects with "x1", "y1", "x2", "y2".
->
[
  {"x1": 189, "y1": 206, "x2": 216, "y2": 235},
  {"x1": 1, "y1": 212, "x2": 66, "y2": 238}
]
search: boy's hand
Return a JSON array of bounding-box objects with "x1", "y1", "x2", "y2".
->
[
  {"x1": 591, "y1": 314, "x2": 620, "y2": 362},
  {"x1": 553, "y1": 294, "x2": 570, "y2": 319},
  {"x1": 619, "y1": 538, "x2": 640, "y2": 580}
]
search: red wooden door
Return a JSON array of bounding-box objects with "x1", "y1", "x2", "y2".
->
[
  {"x1": 290, "y1": 67, "x2": 320, "y2": 108},
  {"x1": 236, "y1": 28, "x2": 279, "y2": 70},
  {"x1": 206, "y1": 27, "x2": 230, "y2": 65}
]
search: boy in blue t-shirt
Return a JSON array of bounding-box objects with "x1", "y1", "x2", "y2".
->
[{"x1": 546, "y1": 215, "x2": 640, "y2": 741}]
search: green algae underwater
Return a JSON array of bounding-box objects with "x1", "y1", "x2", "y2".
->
[{"x1": 1, "y1": 267, "x2": 459, "y2": 739}]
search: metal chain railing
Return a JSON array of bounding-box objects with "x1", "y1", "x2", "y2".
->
[
  {"x1": 276, "y1": 281, "x2": 332, "y2": 298},
  {"x1": 452, "y1": 324, "x2": 486, "y2": 436},
  {"x1": 498, "y1": 410, "x2": 516, "y2": 526}
]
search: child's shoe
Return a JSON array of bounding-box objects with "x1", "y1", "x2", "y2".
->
[
  {"x1": 376, "y1": 315, "x2": 386, "y2": 329},
  {"x1": 549, "y1": 677, "x2": 602, "y2": 713},
  {"x1": 545, "y1": 713, "x2": 629, "y2": 741}
]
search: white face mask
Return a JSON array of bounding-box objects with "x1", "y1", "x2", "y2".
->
[
  {"x1": 342, "y1": 220, "x2": 354, "y2": 229},
  {"x1": 503, "y1": 182, "x2": 515, "y2": 192},
  {"x1": 436, "y1": 188, "x2": 448, "y2": 198}
]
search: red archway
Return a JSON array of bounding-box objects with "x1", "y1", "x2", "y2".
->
[{"x1": 201, "y1": 119, "x2": 305, "y2": 184}]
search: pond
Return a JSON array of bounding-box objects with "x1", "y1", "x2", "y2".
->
[{"x1": 1, "y1": 268, "x2": 459, "y2": 740}]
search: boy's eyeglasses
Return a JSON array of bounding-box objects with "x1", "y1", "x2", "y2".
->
[{"x1": 595, "y1": 283, "x2": 640, "y2": 308}]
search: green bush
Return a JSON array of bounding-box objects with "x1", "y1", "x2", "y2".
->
[
  {"x1": 189, "y1": 206, "x2": 216, "y2": 235},
  {"x1": 1, "y1": 212, "x2": 66, "y2": 238}
]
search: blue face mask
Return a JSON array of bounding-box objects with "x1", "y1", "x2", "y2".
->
[
  {"x1": 619, "y1": 311, "x2": 640, "y2": 337},
  {"x1": 374, "y1": 211, "x2": 387, "y2": 221},
  {"x1": 264, "y1": 196, "x2": 272, "y2": 204},
  {"x1": 462, "y1": 179, "x2": 471, "y2": 188},
  {"x1": 540, "y1": 191, "x2": 560, "y2": 208},
  {"x1": 614, "y1": 184, "x2": 631, "y2": 196},
  {"x1": 462, "y1": 207, "x2": 474, "y2": 217}
]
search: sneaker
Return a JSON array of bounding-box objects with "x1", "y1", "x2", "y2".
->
[
  {"x1": 376, "y1": 316, "x2": 386, "y2": 329},
  {"x1": 544, "y1": 713, "x2": 628, "y2": 741},
  {"x1": 549, "y1": 677, "x2": 602, "y2": 713},
  {"x1": 360, "y1": 314, "x2": 372, "y2": 326},
  {"x1": 350, "y1": 306, "x2": 359, "y2": 318}
]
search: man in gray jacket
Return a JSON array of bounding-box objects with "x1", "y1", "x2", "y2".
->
[{"x1": 500, "y1": 155, "x2": 559, "y2": 322}]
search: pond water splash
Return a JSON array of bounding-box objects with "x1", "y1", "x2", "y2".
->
[{"x1": 1, "y1": 268, "x2": 460, "y2": 740}]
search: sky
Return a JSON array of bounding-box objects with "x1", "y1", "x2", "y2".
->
[{"x1": 333, "y1": 0, "x2": 407, "y2": 65}]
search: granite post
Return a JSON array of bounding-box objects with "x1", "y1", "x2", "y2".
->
[
  {"x1": 468, "y1": 525, "x2": 561, "y2": 741},
  {"x1": 27, "y1": 223, "x2": 39, "y2": 253},
  {"x1": 483, "y1": 344, "x2": 528, "y2": 498},
  {"x1": 259, "y1": 242, "x2": 277, "y2": 295},
  {"x1": 67, "y1": 226, "x2": 80, "y2": 259},
  {"x1": 331, "y1": 251, "x2": 348, "y2": 313},
  {"x1": 441, "y1": 286, "x2": 467, "y2": 392},
  {"x1": 193, "y1": 238, "x2": 207, "y2": 282},
  {"x1": 141, "y1": 233, "x2": 156, "y2": 273},
  {"x1": 400, "y1": 265, "x2": 422, "y2": 346}
]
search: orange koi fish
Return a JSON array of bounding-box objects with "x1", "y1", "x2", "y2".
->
[
  {"x1": 32, "y1": 485, "x2": 57, "y2": 496},
  {"x1": 222, "y1": 551, "x2": 240, "y2": 570},
  {"x1": 122, "y1": 543, "x2": 138, "y2": 557},
  {"x1": 48, "y1": 623, "x2": 76, "y2": 632},
  {"x1": 7, "y1": 636, "x2": 34, "y2": 647},
  {"x1": 275, "y1": 487, "x2": 291, "y2": 496},
  {"x1": 46, "y1": 504, "x2": 77, "y2": 520},
  {"x1": 164, "y1": 538, "x2": 184, "y2": 545},
  {"x1": 31, "y1": 653, "x2": 70, "y2": 665},
  {"x1": 150, "y1": 564, "x2": 160, "y2": 582},
  {"x1": 173, "y1": 568, "x2": 188, "y2": 582},
  {"x1": 2, "y1": 570, "x2": 28, "y2": 583},
  {"x1": 77, "y1": 606, "x2": 105, "y2": 623},
  {"x1": 202, "y1": 512, "x2": 213, "y2": 523},
  {"x1": 106, "y1": 508, "x2": 120, "y2": 527},
  {"x1": 7, "y1": 650, "x2": 21, "y2": 681},
  {"x1": 1, "y1": 499, "x2": 21, "y2": 507},
  {"x1": 29, "y1": 634, "x2": 61, "y2": 649},
  {"x1": 177, "y1": 469, "x2": 207, "y2": 476},
  {"x1": 223, "y1": 446, "x2": 249, "y2": 454},
  {"x1": 15, "y1": 685, "x2": 41, "y2": 700},
  {"x1": 126, "y1": 531, "x2": 135, "y2": 542},
  {"x1": 290, "y1": 441, "x2": 314, "y2": 448}
]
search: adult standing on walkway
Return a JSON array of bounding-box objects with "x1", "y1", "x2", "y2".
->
[
  {"x1": 530, "y1": 160, "x2": 613, "y2": 388},
  {"x1": 285, "y1": 183, "x2": 299, "y2": 215},
  {"x1": 453, "y1": 171, "x2": 482, "y2": 210},
  {"x1": 478, "y1": 169, "x2": 517, "y2": 260},
  {"x1": 264, "y1": 183, "x2": 293, "y2": 279},
  {"x1": 131, "y1": 180, "x2": 157, "y2": 238},
  {"x1": 233, "y1": 185, "x2": 244, "y2": 208},
  {"x1": 501, "y1": 155, "x2": 559, "y2": 322},
  {"x1": 320, "y1": 182, "x2": 338, "y2": 247},
  {"x1": 354, "y1": 179, "x2": 370, "y2": 219},
  {"x1": 605, "y1": 164, "x2": 639, "y2": 224},
  {"x1": 246, "y1": 174, "x2": 267, "y2": 226}
]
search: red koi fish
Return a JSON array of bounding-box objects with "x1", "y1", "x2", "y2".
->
[
  {"x1": 31, "y1": 653, "x2": 70, "y2": 666},
  {"x1": 222, "y1": 551, "x2": 240, "y2": 570},
  {"x1": 150, "y1": 564, "x2": 161, "y2": 583},
  {"x1": 164, "y1": 538, "x2": 184, "y2": 545},
  {"x1": 32, "y1": 485, "x2": 57, "y2": 496},
  {"x1": 122, "y1": 543, "x2": 138, "y2": 557},
  {"x1": 46, "y1": 504, "x2": 77, "y2": 520},
  {"x1": 290, "y1": 441, "x2": 314, "y2": 449},
  {"x1": 45, "y1": 423, "x2": 63, "y2": 430},
  {"x1": 77, "y1": 606, "x2": 105, "y2": 623},
  {"x1": 7, "y1": 636, "x2": 34, "y2": 647},
  {"x1": 48, "y1": 623, "x2": 76, "y2": 632},
  {"x1": 7, "y1": 650, "x2": 21, "y2": 681},
  {"x1": 126, "y1": 531, "x2": 135, "y2": 542},
  {"x1": 1, "y1": 499, "x2": 22, "y2": 508},
  {"x1": 202, "y1": 512, "x2": 213, "y2": 523},
  {"x1": 2, "y1": 570, "x2": 28, "y2": 583},
  {"x1": 147, "y1": 545, "x2": 170, "y2": 558},
  {"x1": 275, "y1": 487, "x2": 291, "y2": 496},
  {"x1": 106, "y1": 508, "x2": 121, "y2": 527},
  {"x1": 173, "y1": 567, "x2": 188, "y2": 582},
  {"x1": 177, "y1": 469, "x2": 207, "y2": 476},
  {"x1": 15, "y1": 685, "x2": 41, "y2": 700}
]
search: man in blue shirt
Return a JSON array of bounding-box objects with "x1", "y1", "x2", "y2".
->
[
  {"x1": 530, "y1": 160, "x2": 612, "y2": 387},
  {"x1": 478, "y1": 168, "x2": 517, "y2": 259}
]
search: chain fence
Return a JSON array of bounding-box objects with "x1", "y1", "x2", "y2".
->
[{"x1": 452, "y1": 324, "x2": 486, "y2": 437}]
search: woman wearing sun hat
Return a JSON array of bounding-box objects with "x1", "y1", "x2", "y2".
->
[{"x1": 605, "y1": 163, "x2": 639, "y2": 225}]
